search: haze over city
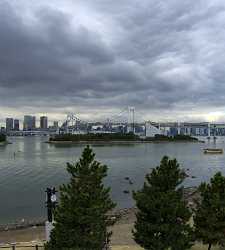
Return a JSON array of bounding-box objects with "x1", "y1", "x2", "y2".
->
[{"x1": 1, "y1": 0, "x2": 225, "y2": 125}]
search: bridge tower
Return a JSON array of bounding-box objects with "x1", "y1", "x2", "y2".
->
[
  {"x1": 128, "y1": 107, "x2": 135, "y2": 134},
  {"x1": 177, "y1": 122, "x2": 181, "y2": 135},
  {"x1": 207, "y1": 123, "x2": 210, "y2": 137},
  {"x1": 66, "y1": 114, "x2": 79, "y2": 134}
]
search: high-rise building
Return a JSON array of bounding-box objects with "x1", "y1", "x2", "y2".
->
[
  {"x1": 40, "y1": 116, "x2": 48, "y2": 129},
  {"x1": 23, "y1": 116, "x2": 36, "y2": 130},
  {"x1": 32, "y1": 116, "x2": 36, "y2": 129},
  {"x1": 23, "y1": 116, "x2": 32, "y2": 130},
  {"x1": 6, "y1": 118, "x2": 14, "y2": 132},
  {"x1": 14, "y1": 119, "x2": 20, "y2": 131}
]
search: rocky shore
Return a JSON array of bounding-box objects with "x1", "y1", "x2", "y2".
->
[
  {"x1": 0, "y1": 141, "x2": 8, "y2": 146},
  {"x1": 0, "y1": 187, "x2": 199, "y2": 232}
]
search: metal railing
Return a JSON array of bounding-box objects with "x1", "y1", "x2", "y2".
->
[
  {"x1": 0, "y1": 244, "x2": 112, "y2": 250},
  {"x1": 0, "y1": 245, "x2": 44, "y2": 249}
]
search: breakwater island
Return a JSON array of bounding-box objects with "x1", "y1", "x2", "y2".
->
[
  {"x1": 48, "y1": 133, "x2": 199, "y2": 144},
  {"x1": 0, "y1": 134, "x2": 7, "y2": 146}
]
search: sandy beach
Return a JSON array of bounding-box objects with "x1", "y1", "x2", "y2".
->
[
  {"x1": 0, "y1": 208, "x2": 136, "y2": 246},
  {"x1": 0, "y1": 188, "x2": 202, "y2": 248},
  {"x1": 0, "y1": 207, "x2": 220, "y2": 250}
]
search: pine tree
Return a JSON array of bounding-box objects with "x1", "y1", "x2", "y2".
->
[
  {"x1": 45, "y1": 145, "x2": 116, "y2": 250},
  {"x1": 133, "y1": 156, "x2": 194, "y2": 250},
  {"x1": 194, "y1": 172, "x2": 225, "y2": 250}
]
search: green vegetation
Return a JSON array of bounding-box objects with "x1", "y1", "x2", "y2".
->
[
  {"x1": 50, "y1": 133, "x2": 198, "y2": 142},
  {"x1": 50, "y1": 132, "x2": 139, "y2": 142},
  {"x1": 0, "y1": 134, "x2": 6, "y2": 143},
  {"x1": 133, "y1": 156, "x2": 194, "y2": 250},
  {"x1": 194, "y1": 172, "x2": 225, "y2": 250},
  {"x1": 147, "y1": 134, "x2": 198, "y2": 142},
  {"x1": 45, "y1": 145, "x2": 116, "y2": 250}
]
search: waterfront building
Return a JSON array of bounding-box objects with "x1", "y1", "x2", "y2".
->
[
  {"x1": 40, "y1": 116, "x2": 48, "y2": 129},
  {"x1": 169, "y1": 127, "x2": 178, "y2": 136},
  {"x1": 14, "y1": 119, "x2": 20, "y2": 131},
  {"x1": 184, "y1": 127, "x2": 191, "y2": 135},
  {"x1": 127, "y1": 125, "x2": 135, "y2": 134},
  {"x1": 160, "y1": 126, "x2": 170, "y2": 136},
  {"x1": 145, "y1": 122, "x2": 225, "y2": 137},
  {"x1": 23, "y1": 115, "x2": 36, "y2": 130},
  {"x1": 111, "y1": 124, "x2": 127, "y2": 134},
  {"x1": 6, "y1": 118, "x2": 14, "y2": 132},
  {"x1": 145, "y1": 122, "x2": 162, "y2": 137},
  {"x1": 92, "y1": 125, "x2": 104, "y2": 131}
]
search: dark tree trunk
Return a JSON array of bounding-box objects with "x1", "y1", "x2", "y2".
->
[{"x1": 208, "y1": 243, "x2": 212, "y2": 250}]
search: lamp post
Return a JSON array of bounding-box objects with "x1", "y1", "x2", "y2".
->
[{"x1": 45, "y1": 187, "x2": 57, "y2": 241}]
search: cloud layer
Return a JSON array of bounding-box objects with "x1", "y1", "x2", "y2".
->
[{"x1": 1, "y1": 0, "x2": 225, "y2": 124}]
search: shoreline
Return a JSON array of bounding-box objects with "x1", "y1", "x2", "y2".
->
[
  {"x1": 0, "y1": 187, "x2": 199, "y2": 247},
  {"x1": 47, "y1": 140, "x2": 202, "y2": 145},
  {"x1": 0, "y1": 186, "x2": 198, "y2": 232},
  {"x1": 0, "y1": 141, "x2": 11, "y2": 146}
]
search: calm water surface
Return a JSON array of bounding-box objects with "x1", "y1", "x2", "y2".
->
[{"x1": 0, "y1": 136, "x2": 225, "y2": 223}]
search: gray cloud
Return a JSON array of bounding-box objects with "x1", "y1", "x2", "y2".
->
[{"x1": 1, "y1": 0, "x2": 225, "y2": 123}]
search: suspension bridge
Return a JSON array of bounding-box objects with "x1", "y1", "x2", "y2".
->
[{"x1": 62, "y1": 106, "x2": 137, "y2": 134}]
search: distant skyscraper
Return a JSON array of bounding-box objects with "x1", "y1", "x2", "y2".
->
[
  {"x1": 23, "y1": 115, "x2": 36, "y2": 130},
  {"x1": 40, "y1": 116, "x2": 48, "y2": 129},
  {"x1": 6, "y1": 118, "x2": 14, "y2": 132},
  {"x1": 14, "y1": 119, "x2": 20, "y2": 131},
  {"x1": 32, "y1": 116, "x2": 36, "y2": 129}
]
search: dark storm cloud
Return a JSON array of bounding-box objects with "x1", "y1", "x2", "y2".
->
[{"x1": 1, "y1": 0, "x2": 225, "y2": 122}]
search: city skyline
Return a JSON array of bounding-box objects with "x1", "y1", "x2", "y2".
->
[
  {"x1": 3, "y1": 111, "x2": 225, "y2": 129},
  {"x1": 1, "y1": 115, "x2": 58, "y2": 130},
  {"x1": 1, "y1": 1, "x2": 225, "y2": 122},
  {"x1": 3, "y1": 113, "x2": 225, "y2": 138}
]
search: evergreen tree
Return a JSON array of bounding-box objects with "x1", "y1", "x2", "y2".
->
[
  {"x1": 133, "y1": 156, "x2": 194, "y2": 250},
  {"x1": 0, "y1": 134, "x2": 6, "y2": 142},
  {"x1": 45, "y1": 145, "x2": 116, "y2": 250},
  {"x1": 194, "y1": 172, "x2": 225, "y2": 250}
]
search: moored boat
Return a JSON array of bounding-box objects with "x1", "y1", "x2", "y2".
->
[{"x1": 203, "y1": 148, "x2": 223, "y2": 154}]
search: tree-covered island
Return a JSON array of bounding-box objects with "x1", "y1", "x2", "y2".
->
[
  {"x1": 0, "y1": 134, "x2": 6, "y2": 143},
  {"x1": 49, "y1": 133, "x2": 198, "y2": 143}
]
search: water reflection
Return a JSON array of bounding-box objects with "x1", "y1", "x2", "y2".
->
[{"x1": 0, "y1": 136, "x2": 224, "y2": 223}]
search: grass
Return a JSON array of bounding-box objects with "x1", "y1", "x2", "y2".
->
[{"x1": 191, "y1": 244, "x2": 220, "y2": 250}]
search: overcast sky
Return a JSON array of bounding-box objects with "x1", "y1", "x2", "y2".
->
[{"x1": 1, "y1": 0, "x2": 225, "y2": 125}]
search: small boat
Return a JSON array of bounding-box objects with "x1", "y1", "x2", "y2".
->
[{"x1": 203, "y1": 148, "x2": 223, "y2": 154}]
